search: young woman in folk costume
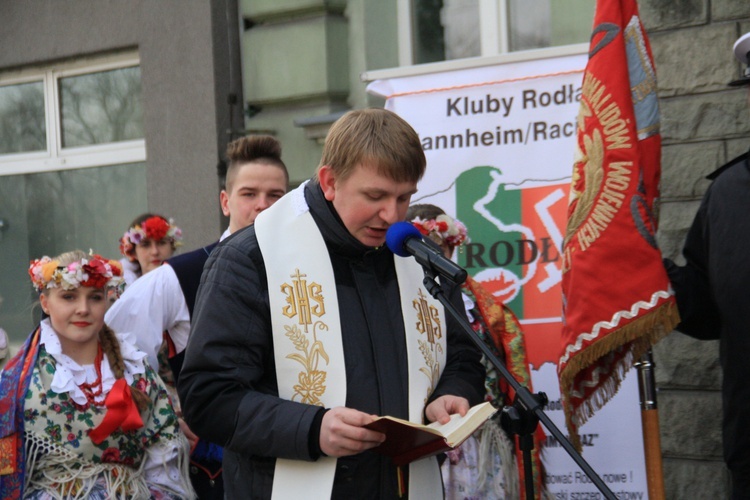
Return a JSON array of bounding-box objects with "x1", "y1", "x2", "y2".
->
[
  {"x1": 0, "y1": 250, "x2": 194, "y2": 499},
  {"x1": 117, "y1": 214, "x2": 183, "y2": 401},
  {"x1": 119, "y1": 214, "x2": 183, "y2": 287},
  {"x1": 406, "y1": 204, "x2": 547, "y2": 499}
]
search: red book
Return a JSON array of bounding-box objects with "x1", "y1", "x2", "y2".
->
[{"x1": 364, "y1": 401, "x2": 497, "y2": 465}]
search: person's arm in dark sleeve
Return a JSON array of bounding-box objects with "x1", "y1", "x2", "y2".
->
[
  {"x1": 664, "y1": 192, "x2": 721, "y2": 340},
  {"x1": 177, "y1": 237, "x2": 322, "y2": 461}
]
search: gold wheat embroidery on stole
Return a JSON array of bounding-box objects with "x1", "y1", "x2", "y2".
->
[{"x1": 281, "y1": 269, "x2": 329, "y2": 405}]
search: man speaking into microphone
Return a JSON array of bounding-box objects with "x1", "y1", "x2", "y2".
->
[{"x1": 178, "y1": 108, "x2": 485, "y2": 500}]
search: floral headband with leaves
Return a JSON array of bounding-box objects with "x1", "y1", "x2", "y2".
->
[
  {"x1": 410, "y1": 214, "x2": 469, "y2": 248},
  {"x1": 119, "y1": 216, "x2": 183, "y2": 260},
  {"x1": 29, "y1": 254, "x2": 124, "y2": 292}
]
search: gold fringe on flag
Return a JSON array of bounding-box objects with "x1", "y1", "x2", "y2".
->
[{"x1": 559, "y1": 301, "x2": 679, "y2": 451}]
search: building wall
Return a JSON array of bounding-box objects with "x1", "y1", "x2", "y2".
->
[
  {"x1": 0, "y1": 0, "x2": 243, "y2": 246},
  {"x1": 239, "y1": 0, "x2": 398, "y2": 184},
  {"x1": 643, "y1": 0, "x2": 750, "y2": 496}
]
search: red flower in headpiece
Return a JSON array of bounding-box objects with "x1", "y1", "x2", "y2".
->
[
  {"x1": 82, "y1": 256, "x2": 109, "y2": 289},
  {"x1": 141, "y1": 216, "x2": 170, "y2": 241},
  {"x1": 108, "y1": 260, "x2": 123, "y2": 277},
  {"x1": 415, "y1": 225, "x2": 430, "y2": 236}
]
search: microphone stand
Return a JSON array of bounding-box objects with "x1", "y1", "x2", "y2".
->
[{"x1": 420, "y1": 267, "x2": 616, "y2": 500}]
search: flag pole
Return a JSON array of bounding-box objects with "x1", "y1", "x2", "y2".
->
[{"x1": 635, "y1": 349, "x2": 666, "y2": 499}]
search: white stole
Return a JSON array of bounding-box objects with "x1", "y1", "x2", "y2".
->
[{"x1": 254, "y1": 183, "x2": 446, "y2": 499}]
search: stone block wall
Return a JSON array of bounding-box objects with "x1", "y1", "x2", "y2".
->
[{"x1": 642, "y1": 0, "x2": 750, "y2": 496}]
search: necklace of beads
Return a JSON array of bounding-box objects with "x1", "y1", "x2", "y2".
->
[{"x1": 78, "y1": 343, "x2": 105, "y2": 407}]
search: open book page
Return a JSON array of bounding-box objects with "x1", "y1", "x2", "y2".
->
[
  {"x1": 425, "y1": 400, "x2": 497, "y2": 446},
  {"x1": 365, "y1": 401, "x2": 497, "y2": 465}
]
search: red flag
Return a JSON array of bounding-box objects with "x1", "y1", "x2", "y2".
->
[{"x1": 558, "y1": 0, "x2": 679, "y2": 450}]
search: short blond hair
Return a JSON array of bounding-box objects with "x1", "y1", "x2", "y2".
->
[{"x1": 317, "y1": 108, "x2": 426, "y2": 183}]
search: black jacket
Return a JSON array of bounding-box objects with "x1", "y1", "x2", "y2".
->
[
  {"x1": 164, "y1": 241, "x2": 218, "y2": 384},
  {"x1": 178, "y1": 181, "x2": 485, "y2": 499},
  {"x1": 664, "y1": 150, "x2": 750, "y2": 492}
]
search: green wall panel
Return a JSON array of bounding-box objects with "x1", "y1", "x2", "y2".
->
[{"x1": 243, "y1": 15, "x2": 349, "y2": 104}]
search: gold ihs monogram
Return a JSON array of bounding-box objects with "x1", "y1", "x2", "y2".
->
[
  {"x1": 413, "y1": 288, "x2": 443, "y2": 397},
  {"x1": 281, "y1": 269, "x2": 325, "y2": 333},
  {"x1": 414, "y1": 288, "x2": 442, "y2": 344}
]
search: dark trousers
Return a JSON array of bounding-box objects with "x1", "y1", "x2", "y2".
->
[{"x1": 190, "y1": 459, "x2": 223, "y2": 500}]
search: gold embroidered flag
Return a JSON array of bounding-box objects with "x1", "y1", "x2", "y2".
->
[{"x1": 558, "y1": 0, "x2": 680, "y2": 450}]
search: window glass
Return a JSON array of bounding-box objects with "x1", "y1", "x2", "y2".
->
[
  {"x1": 413, "y1": 0, "x2": 447, "y2": 64},
  {"x1": 410, "y1": 0, "x2": 593, "y2": 63},
  {"x1": 509, "y1": 0, "x2": 594, "y2": 51},
  {"x1": 413, "y1": 0, "x2": 480, "y2": 64},
  {"x1": 548, "y1": 0, "x2": 596, "y2": 47},
  {"x1": 0, "y1": 56, "x2": 148, "y2": 346},
  {"x1": 0, "y1": 162, "x2": 148, "y2": 343},
  {"x1": 441, "y1": 0, "x2": 481, "y2": 60},
  {"x1": 0, "y1": 81, "x2": 46, "y2": 155},
  {"x1": 508, "y1": 0, "x2": 551, "y2": 51},
  {"x1": 59, "y1": 66, "x2": 144, "y2": 148}
]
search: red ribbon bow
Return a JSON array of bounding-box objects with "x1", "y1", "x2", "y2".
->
[{"x1": 89, "y1": 378, "x2": 144, "y2": 444}]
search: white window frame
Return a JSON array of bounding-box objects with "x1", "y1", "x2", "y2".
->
[
  {"x1": 365, "y1": 0, "x2": 587, "y2": 81},
  {"x1": 397, "y1": 0, "x2": 508, "y2": 66},
  {"x1": 0, "y1": 51, "x2": 146, "y2": 176}
]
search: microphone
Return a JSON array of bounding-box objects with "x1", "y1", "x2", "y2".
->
[{"x1": 386, "y1": 221, "x2": 468, "y2": 284}]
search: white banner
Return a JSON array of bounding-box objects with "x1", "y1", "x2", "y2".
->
[{"x1": 368, "y1": 54, "x2": 649, "y2": 499}]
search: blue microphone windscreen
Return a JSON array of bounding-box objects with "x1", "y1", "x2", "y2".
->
[{"x1": 386, "y1": 221, "x2": 422, "y2": 257}]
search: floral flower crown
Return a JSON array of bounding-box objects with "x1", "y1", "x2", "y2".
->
[
  {"x1": 29, "y1": 254, "x2": 124, "y2": 292},
  {"x1": 119, "y1": 216, "x2": 183, "y2": 259},
  {"x1": 410, "y1": 214, "x2": 469, "y2": 248}
]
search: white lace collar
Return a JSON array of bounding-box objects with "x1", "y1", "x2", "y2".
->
[{"x1": 40, "y1": 319, "x2": 147, "y2": 406}]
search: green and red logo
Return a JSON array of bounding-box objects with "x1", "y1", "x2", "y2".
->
[{"x1": 455, "y1": 165, "x2": 568, "y2": 368}]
